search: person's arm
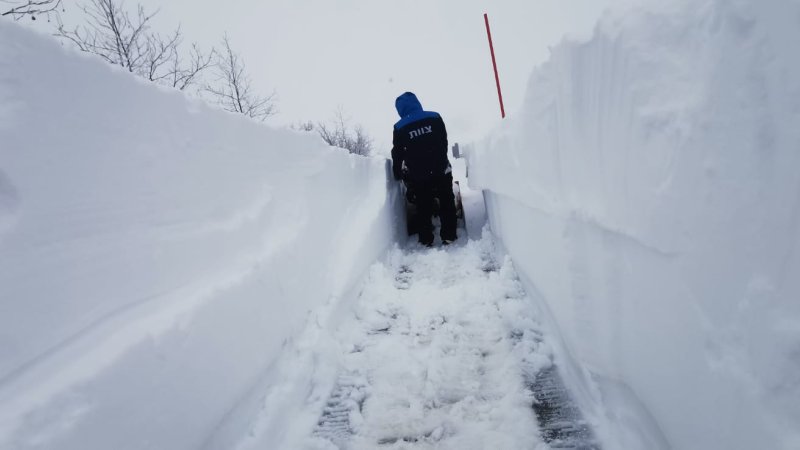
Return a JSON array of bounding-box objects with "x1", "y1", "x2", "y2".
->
[
  {"x1": 438, "y1": 115, "x2": 448, "y2": 152},
  {"x1": 391, "y1": 127, "x2": 404, "y2": 180},
  {"x1": 436, "y1": 115, "x2": 450, "y2": 168}
]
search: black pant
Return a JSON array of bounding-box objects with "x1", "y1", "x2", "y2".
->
[{"x1": 406, "y1": 173, "x2": 457, "y2": 244}]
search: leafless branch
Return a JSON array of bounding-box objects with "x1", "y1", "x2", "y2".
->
[
  {"x1": 170, "y1": 43, "x2": 213, "y2": 90},
  {"x1": 290, "y1": 120, "x2": 315, "y2": 132},
  {"x1": 2, "y1": 0, "x2": 62, "y2": 20},
  {"x1": 316, "y1": 106, "x2": 373, "y2": 156},
  {"x1": 205, "y1": 34, "x2": 277, "y2": 121},
  {"x1": 54, "y1": 0, "x2": 211, "y2": 91}
]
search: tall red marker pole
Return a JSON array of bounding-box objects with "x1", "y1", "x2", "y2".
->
[{"x1": 484, "y1": 13, "x2": 506, "y2": 119}]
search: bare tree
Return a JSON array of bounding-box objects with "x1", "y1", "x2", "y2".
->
[
  {"x1": 290, "y1": 120, "x2": 315, "y2": 132},
  {"x1": 2, "y1": 0, "x2": 62, "y2": 20},
  {"x1": 316, "y1": 107, "x2": 373, "y2": 156},
  {"x1": 56, "y1": 0, "x2": 154, "y2": 72},
  {"x1": 140, "y1": 28, "x2": 212, "y2": 90},
  {"x1": 168, "y1": 42, "x2": 213, "y2": 91},
  {"x1": 54, "y1": 0, "x2": 211, "y2": 90},
  {"x1": 205, "y1": 34, "x2": 277, "y2": 121}
]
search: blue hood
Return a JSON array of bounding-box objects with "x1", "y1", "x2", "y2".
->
[
  {"x1": 393, "y1": 92, "x2": 440, "y2": 130},
  {"x1": 395, "y1": 92, "x2": 423, "y2": 118}
]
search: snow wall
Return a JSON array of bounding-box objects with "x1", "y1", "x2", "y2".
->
[
  {"x1": 467, "y1": 0, "x2": 800, "y2": 449},
  {"x1": 0, "y1": 23, "x2": 402, "y2": 449}
]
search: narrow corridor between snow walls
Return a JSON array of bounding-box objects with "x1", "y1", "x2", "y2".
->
[
  {"x1": 231, "y1": 174, "x2": 634, "y2": 450},
  {"x1": 5, "y1": 0, "x2": 799, "y2": 447}
]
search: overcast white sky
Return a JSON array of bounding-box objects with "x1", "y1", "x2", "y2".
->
[{"x1": 56, "y1": 0, "x2": 631, "y2": 152}]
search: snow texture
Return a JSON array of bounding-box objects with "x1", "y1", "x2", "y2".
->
[
  {"x1": 237, "y1": 226, "x2": 571, "y2": 450},
  {"x1": 0, "y1": 21, "x2": 403, "y2": 450},
  {"x1": 467, "y1": 0, "x2": 800, "y2": 448},
  {"x1": 3, "y1": 0, "x2": 800, "y2": 447}
]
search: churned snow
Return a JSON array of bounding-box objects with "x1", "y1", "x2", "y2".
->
[
  {"x1": 317, "y1": 234, "x2": 546, "y2": 450},
  {"x1": 235, "y1": 216, "x2": 558, "y2": 449}
]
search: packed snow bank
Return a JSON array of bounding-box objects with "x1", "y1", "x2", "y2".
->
[
  {"x1": 0, "y1": 22, "x2": 402, "y2": 449},
  {"x1": 467, "y1": 0, "x2": 800, "y2": 448}
]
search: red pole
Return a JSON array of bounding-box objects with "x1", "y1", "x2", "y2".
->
[{"x1": 484, "y1": 13, "x2": 506, "y2": 119}]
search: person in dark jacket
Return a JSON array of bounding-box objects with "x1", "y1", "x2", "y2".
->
[{"x1": 391, "y1": 92, "x2": 457, "y2": 246}]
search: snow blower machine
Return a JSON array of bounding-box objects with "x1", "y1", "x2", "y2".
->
[{"x1": 402, "y1": 179, "x2": 465, "y2": 237}]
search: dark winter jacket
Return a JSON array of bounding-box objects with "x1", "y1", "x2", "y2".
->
[{"x1": 391, "y1": 92, "x2": 451, "y2": 182}]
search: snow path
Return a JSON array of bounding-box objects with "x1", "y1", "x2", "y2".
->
[
  {"x1": 306, "y1": 233, "x2": 556, "y2": 450},
  {"x1": 231, "y1": 181, "x2": 601, "y2": 450}
]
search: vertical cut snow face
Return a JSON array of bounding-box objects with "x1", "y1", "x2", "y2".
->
[
  {"x1": 0, "y1": 21, "x2": 401, "y2": 450},
  {"x1": 468, "y1": 0, "x2": 800, "y2": 448}
]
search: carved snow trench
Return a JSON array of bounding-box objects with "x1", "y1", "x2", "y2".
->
[{"x1": 310, "y1": 234, "x2": 600, "y2": 450}]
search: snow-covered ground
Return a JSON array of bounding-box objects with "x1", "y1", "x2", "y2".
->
[
  {"x1": 3, "y1": 0, "x2": 800, "y2": 448},
  {"x1": 0, "y1": 21, "x2": 402, "y2": 450},
  {"x1": 311, "y1": 235, "x2": 547, "y2": 450},
  {"x1": 467, "y1": 0, "x2": 800, "y2": 448},
  {"x1": 236, "y1": 230, "x2": 542, "y2": 449},
  {"x1": 231, "y1": 178, "x2": 603, "y2": 449},
  {"x1": 228, "y1": 183, "x2": 654, "y2": 450}
]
